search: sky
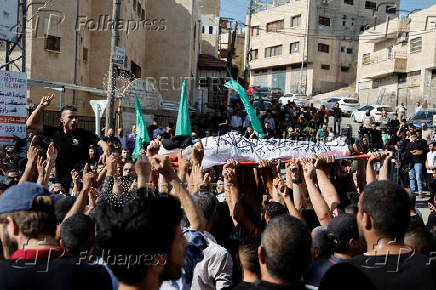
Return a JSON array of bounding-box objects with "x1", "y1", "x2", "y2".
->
[{"x1": 220, "y1": 0, "x2": 436, "y2": 26}]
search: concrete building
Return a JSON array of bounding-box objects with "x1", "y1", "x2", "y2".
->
[
  {"x1": 356, "y1": 4, "x2": 436, "y2": 115},
  {"x1": 199, "y1": 0, "x2": 220, "y2": 56},
  {"x1": 245, "y1": 0, "x2": 399, "y2": 96},
  {"x1": 0, "y1": 0, "x2": 201, "y2": 128}
]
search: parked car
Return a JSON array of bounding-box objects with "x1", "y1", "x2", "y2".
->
[
  {"x1": 279, "y1": 94, "x2": 310, "y2": 107},
  {"x1": 408, "y1": 110, "x2": 436, "y2": 128},
  {"x1": 271, "y1": 88, "x2": 283, "y2": 98},
  {"x1": 252, "y1": 87, "x2": 273, "y2": 101},
  {"x1": 351, "y1": 105, "x2": 395, "y2": 123},
  {"x1": 324, "y1": 97, "x2": 359, "y2": 116}
]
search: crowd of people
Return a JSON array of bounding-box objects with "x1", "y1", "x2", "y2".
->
[{"x1": 0, "y1": 95, "x2": 435, "y2": 290}]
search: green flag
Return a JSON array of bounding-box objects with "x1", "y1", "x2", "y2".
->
[
  {"x1": 175, "y1": 80, "x2": 192, "y2": 136},
  {"x1": 224, "y1": 78, "x2": 265, "y2": 139},
  {"x1": 133, "y1": 90, "x2": 150, "y2": 160}
]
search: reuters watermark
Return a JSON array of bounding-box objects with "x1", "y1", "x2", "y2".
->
[{"x1": 76, "y1": 15, "x2": 167, "y2": 34}]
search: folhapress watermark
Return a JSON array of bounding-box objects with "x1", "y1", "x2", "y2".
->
[{"x1": 76, "y1": 15, "x2": 167, "y2": 34}]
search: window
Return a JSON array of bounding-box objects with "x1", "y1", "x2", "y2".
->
[
  {"x1": 133, "y1": 0, "x2": 136, "y2": 10},
  {"x1": 321, "y1": 64, "x2": 330, "y2": 70},
  {"x1": 365, "y1": 1, "x2": 376, "y2": 10},
  {"x1": 251, "y1": 26, "x2": 260, "y2": 36},
  {"x1": 291, "y1": 15, "x2": 301, "y2": 27},
  {"x1": 131, "y1": 61, "x2": 141, "y2": 78},
  {"x1": 362, "y1": 53, "x2": 370, "y2": 65},
  {"x1": 386, "y1": 6, "x2": 396, "y2": 13},
  {"x1": 265, "y1": 45, "x2": 283, "y2": 57},
  {"x1": 319, "y1": 16, "x2": 331, "y2": 27},
  {"x1": 44, "y1": 35, "x2": 60, "y2": 52},
  {"x1": 209, "y1": 26, "x2": 213, "y2": 34},
  {"x1": 341, "y1": 66, "x2": 350, "y2": 72},
  {"x1": 137, "y1": 3, "x2": 141, "y2": 15},
  {"x1": 410, "y1": 37, "x2": 422, "y2": 54},
  {"x1": 251, "y1": 49, "x2": 258, "y2": 60},
  {"x1": 341, "y1": 47, "x2": 345, "y2": 52},
  {"x1": 318, "y1": 43, "x2": 329, "y2": 53},
  {"x1": 290, "y1": 42, "x2": 299, "y2": 53},
  {"x1": 202, "y1": 26, "x2": 205, "y2": 33},
  {"x1": 346, "y1": 48, "x2": 353, "y2": 54},
  {"x1": 398, "y1": 73, "x2": 407, "y2": 83},
  {"x1": 266, "y1": 20, "x2": 284, "y2": 32},
  {"x1": 141, "y1": 9, "x2": 145, "y2": 21},
  {"x1": 344, "y1": 0, "x2": 353, "y2": 4},
  {"x1": 83, "y1": 47, "x2": 88, "y2": 62},
  {"x1": 44, "y1": 17, "x2": 61, "y2": 52}
]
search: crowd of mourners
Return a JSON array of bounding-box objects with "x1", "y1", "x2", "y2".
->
[{"x1": 0, "y1": 94, "x2": 435, "y2": 290}]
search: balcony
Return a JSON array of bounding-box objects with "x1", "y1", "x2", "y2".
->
[{"x1": 360, "y1": 49, "x2": 408, "y2": 79}]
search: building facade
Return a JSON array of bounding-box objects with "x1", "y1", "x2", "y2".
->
[
  {"x1": 245, "y1": 0, "x2": 399, "y2": 96},
  {"x1": 356, "y1": 4, "x2": 436, "y2": 115}
]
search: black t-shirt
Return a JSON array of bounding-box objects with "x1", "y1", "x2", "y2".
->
[
  {"x1": 406, "y1": 139, "x2": 427, "y2": 164},
  {"x1": 333, "y1": 107, "x2": 342, "y2": 118},
  {"x1": 346, "y1": 252, "x2": 436, "y2": 290},
  {"x1": 0, "y1": 257, "x2": 112, "y2": 290},
  {"x1": 43, "y1": 125, "x2": 98, "y2": 182}
]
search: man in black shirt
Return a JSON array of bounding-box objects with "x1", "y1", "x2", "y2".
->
[
  {"x1": 405, "y1": 132, "x2": 427, "y2": 196},
  {"x1": 244, "y1": 215, "x2": 310, "y2": 289},
  {"x1": 321, "y1": 181, "x2": 436, "y2": 290},
  {"x1": 26, "y1": 95, "x2": 107, "y2": 189},
  {"x1": 332, "y1": 102, "x2": 342, "y2": 136}
]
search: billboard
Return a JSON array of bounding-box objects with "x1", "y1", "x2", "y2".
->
[
  {"x1": 0, "y1": 70, "x2": 27, "y2": 145},
  {"x1": 0, "y1": 0, "x2": 19, "y2": 42}
]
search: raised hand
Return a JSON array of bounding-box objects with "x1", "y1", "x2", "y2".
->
[
  {"x1": 46, "y1": 142, "x2": 58, "y2": 163},
  {"x1": 71, "y1": 169, "x2": 81, "y2": 185},
  {"x1": 82, "y1": 163, "x2": 95, "y2": 190},
  {"x1": 106, "y1": 153, "x2": 119, "y2": 177},
  {"x1": 40, "y1": 94, "x2": 54, "y2": 108},
  {"x1": 147, "y1": 140, "x2": 161, "y2": 157},
  {"x1": 192, "y1": 139, "x2": 204, "y2": 166},
  {"x1": 36, "y1": 156, "x2": 48, "y2": 177},
  {"x1": 27, "y1": 137, "x2": 42, "y2": 165},
  {"x1": 135, "y1": 153, "x2": 151, "y2": 180},
  {"x1": 223, "y1": 159, "x2": 238, "y2": 184},
  {"x1": 189, "y1": 164, "x2": 205, "y2": 192},
  {"x1": 177, "y1": 150, "x2": 191, "y2": 182},
  {"x1": 150, "y1": 155, "x2": 177, "y2": 181},
  {"x1": 301, "y1": 157, "x2": 315, "y2": 180}
]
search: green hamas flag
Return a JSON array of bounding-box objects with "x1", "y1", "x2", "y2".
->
[
  {"x1": 224, "y1": 78, "x2": 265, "y2": 139},
  {"x1": 175, "y1": 80, "x2": 192, "y2": 136},
  {"x1": 133, "y1": 90, "x2": 150, "y2": 160}
]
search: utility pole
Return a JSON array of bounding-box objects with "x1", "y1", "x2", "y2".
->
[
  {"x1": 299, "y1": 0, "x2": 310, "y2": 94},
  {"x1": 105, "y1": 0, "x2": 121, "y2": 132},
  {"x1": 244, "y1": 0, "x2": 254, "y2": 89},
  {"x1": 227, "y1": 21, "x2": 238, "y2": 74}
]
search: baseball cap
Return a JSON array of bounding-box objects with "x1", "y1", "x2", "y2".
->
[
  {"x1": 327, "y1": 213, "x2": 358, "y2": 248},
  {"x1": 0, "y1": 182, "x2": 51, "y2": 214}
]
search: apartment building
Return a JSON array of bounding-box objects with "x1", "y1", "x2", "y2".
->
[
  {"x1": 356, "y1": 4, "x2": 436, "y2": 114},
  {"x1": 199, "y1": 0, "x2": 220, "y2": 56},
  {"x1": 1, "y1": 0, "x2": 200, "y2": 127},
  {"x1": 245, "y1": 0, "x2": 399, "y2": 96}
]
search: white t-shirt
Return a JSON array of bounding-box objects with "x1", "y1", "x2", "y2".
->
[
  {"x1": 396, "y1": 105, "x2": 406, "y2": 113},
  {"x1": 427, "y1": 151, "x2": 436, "y2": 173}
]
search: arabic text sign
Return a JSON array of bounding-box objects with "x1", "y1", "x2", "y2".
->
[
  {"x1": 0, "y1": 0, "x2": 19, "y2": 42},
  {"x1": 0, "y1": 71, "x2": 27, "y2": 145}
]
